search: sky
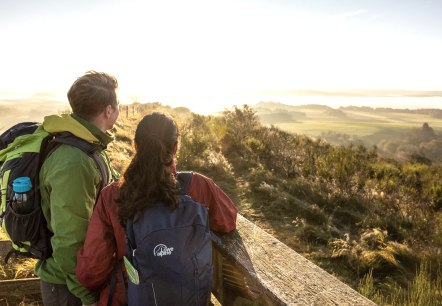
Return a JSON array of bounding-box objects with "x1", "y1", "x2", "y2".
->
[{"x1": 1, "y1": 0, "x2": 441, "y2": 114}]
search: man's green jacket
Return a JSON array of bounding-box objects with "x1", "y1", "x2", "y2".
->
[{"x1": 35, "y1": 114, "x2": 114, "y2": 305}]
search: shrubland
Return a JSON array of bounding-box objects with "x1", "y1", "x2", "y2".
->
[
  {"x1": 163, "y1": 104, "x2": 441, "y2": 305},
  {"x1": 112, "y1": 102, "x2": 442, "y2": 305},
  {"x1": 2, "y1": 102, "x2": 441, "y2": 305}
]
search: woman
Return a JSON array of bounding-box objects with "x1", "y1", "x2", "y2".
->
[{"x1": 76, "y1": 112, "x2": 237, "y2": 306}]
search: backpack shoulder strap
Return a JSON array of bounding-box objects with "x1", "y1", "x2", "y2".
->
[
  {"x1": 107, "y1": 254, "x2": 127, "y2": 306},
  {"x1": 44, "y1": 132, "x2": 109, "y2": 190},
  {"x1": 177, "y1": 171, "x2": 223, "y2": 244},
  {"x1": 176, "y1": 171, "x2": 193, "y2": 195},
  {"x1": 126, "y1": 218, "x2": 137, "y2": 257}
]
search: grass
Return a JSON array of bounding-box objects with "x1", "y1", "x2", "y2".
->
[
  {"x1": 0, "y1": 228, "x2": 6, "y2": 240},
  {"x1": 0, "y1": 228, "x2": 41, "y2": 305},
  {"x1": 0, "y1": 228, "x2": 37, "y2": 280},
  {"x1": 358, "y1": 262, "x2": 442, "y2": 306}
]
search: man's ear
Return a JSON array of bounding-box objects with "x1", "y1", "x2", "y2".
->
[{"x1": 105, "y1": 105, "x2": 113, "y2": 118}]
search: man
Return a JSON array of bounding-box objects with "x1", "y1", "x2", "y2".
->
[{"x1": 35, "y1": 71, "x2": 120, "y2": 306}]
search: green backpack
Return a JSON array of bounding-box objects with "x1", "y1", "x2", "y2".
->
[{"x1": 0, "y1": 122, "x2": 109, "y2": 262}]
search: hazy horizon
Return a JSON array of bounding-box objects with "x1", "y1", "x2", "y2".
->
[
  {"x1": 1, "y1": 0, "x2": 441, "y2": 115},
  {"x1": 2, "y1": 87, "x2": 442, "y2": 117},
  {"x1": 1, "y1": 91, "x2": 441, "y2": 134}
]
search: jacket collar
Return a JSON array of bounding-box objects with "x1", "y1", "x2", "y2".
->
[
  {"x1": 71, "y1": 114, "x2": 114, "y2": 148},
  {"x1": 42, "y1": 114, "x2": 114, "y2": 148}
]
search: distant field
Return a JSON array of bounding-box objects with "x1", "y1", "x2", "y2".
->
[
  {"x1": 259, "y1": 107, "x2": 442, "y2": 139},
  {"x1": 274, "y1": 121, "x2": 407, "y2": 137}
]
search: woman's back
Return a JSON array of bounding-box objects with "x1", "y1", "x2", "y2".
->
[{"x1": 77, "y1": 172, "x2": 237, "y2": 306}]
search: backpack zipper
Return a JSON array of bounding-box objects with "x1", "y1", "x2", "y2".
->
[{"x1": 151, "y1": 282, "x2": 158, "y2": 306}]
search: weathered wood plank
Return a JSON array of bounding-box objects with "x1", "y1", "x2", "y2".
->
[
  {"x1": 0, "y1": 278, "x2": 41, "y2": 296},
  {"x1": 212, "y1": 214, "x2": 377, "y2": 306},
  {"x1": 0, "y1": 239, "x2": 11, "y2": 257}
]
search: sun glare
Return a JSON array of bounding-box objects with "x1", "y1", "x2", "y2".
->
[{"x1": 0, "y1": 0, "x2": 441, "y2": 112}]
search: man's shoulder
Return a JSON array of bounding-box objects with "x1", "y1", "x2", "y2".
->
[
  {"x1": 43, "y1": 143, "x2": 97, "y2": 170},
  {"x1": 50, "y1": 142, "x2": 93, "y2": 157}
]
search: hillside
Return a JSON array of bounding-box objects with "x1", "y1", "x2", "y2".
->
[
  {"x1": 252, "y1": 102, "x2": 442, "y2": 164},
  {"x1": 1, "y1": 102, "x2": 441, "y2": 305},
  {"x1": 109, "y1": 103, "x2": 442, "y2": 305}
]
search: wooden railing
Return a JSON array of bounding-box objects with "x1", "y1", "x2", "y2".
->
[
  {"x1": 1, "y1": 215, "x2": 376, "y2": 305},
  {"x1": 211, "y1": 214, "x2": 376, "y2": 305}
]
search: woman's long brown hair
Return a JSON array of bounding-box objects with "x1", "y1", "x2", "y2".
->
[{"x1": 117, "y1": 112, "x2": 179, "y2": 225}]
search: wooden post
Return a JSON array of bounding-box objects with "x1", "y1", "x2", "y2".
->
[{"x1": 0, "y1": 278, "x2": 41, "y2": 296}]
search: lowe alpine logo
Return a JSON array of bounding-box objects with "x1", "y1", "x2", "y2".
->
[{"x1": 153, "y1": 244, "x2": 174, "y2": 257}]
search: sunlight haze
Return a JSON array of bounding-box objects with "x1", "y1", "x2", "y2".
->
[{"x1": 1, "y1": 0, "x2": 441, "y2": 115}]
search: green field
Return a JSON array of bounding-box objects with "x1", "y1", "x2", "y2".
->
[{"x1": 254, "y1": 104, "x2": 442, "y2": 139}]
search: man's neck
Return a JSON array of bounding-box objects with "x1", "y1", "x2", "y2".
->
[
  {"x1": 88, "y1": 116, "x2": 107, "y2": 132},
  {"x1": 74, "y1": 113, "x2": 107, "y2": 132}
]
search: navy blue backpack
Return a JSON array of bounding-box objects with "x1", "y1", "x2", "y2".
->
[{"x1": 125, "y1": 172, "x2": 212, "y2": 306}]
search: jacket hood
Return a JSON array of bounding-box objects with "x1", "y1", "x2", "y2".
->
[{"x1": 42, "y1": 114, "x2": 99, "y2": 144}]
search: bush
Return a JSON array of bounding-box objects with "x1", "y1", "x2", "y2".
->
[
  {"x1": 359, "y1": 261, "x2": 442, "y2": 306},
  {"x1": 298, "y1": 224, "x2": 330, "y2": 245}
]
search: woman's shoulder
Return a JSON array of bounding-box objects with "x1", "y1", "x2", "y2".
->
[
  {"x1": 98, "y1": 180, "x2": 120, "y2": 205},
  {"x1": 102, "y1": 180, "x2": 120, "y2": 192},
  {"x1": 188, "y1": 171, "x2": 212, "y2": 182},
  {"x1": 186, "y1": 172, "x2": 218, "y2": 193}
]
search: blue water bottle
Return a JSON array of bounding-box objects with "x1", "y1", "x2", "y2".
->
[{"x1": 12, "y1": 177, "x2": 34, "y2": 214}]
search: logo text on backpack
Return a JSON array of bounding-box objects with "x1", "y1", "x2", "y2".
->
[{"x1": 153, "y1": 244, "x2": 174, "y2": 257}]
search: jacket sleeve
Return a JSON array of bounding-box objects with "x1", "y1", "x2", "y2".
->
[
  {"x1": 40, "y1": 148, "x2": 100, "y2": 304},
  {"x1": 77, "y1": 184, "x2": 117, "y2": 292},
  {"x1": 187, "y1": 172, "x2": 238, "y2": 233}
]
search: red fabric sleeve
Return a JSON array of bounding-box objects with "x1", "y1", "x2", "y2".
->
[
  {"x1": 186, "y1": 172, "x2": 237, "y2": 233},
  {"x1": 76, "y1": 182, "x2": 120, "y2": 291},
  {"x1": 76, "y1": 182, "x2": 127, "y2": 306}
]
